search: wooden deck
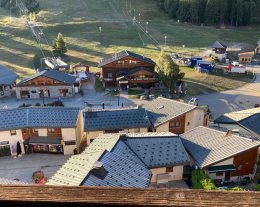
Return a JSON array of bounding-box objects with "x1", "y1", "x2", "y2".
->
[{"x1": 1, "y1": 185, "x2": 260, "y2": 206}]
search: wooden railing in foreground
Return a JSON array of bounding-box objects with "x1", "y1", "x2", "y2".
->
[{"x1": 0, "y1": 185, "x2": 260, "y2": 207}]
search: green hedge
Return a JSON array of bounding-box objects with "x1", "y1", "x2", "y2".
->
[
  {"x1": 192, "y1": 170, "x2": 217, "y2": 190},
  {"x1": 255, "y1": 184, "x2": 260, "y2": 191}
]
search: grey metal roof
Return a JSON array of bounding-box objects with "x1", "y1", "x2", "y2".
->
[
  {"x1": 143, "y1": 97, "x2": 197, "y2": 127},
  {"x1": 47, "y1": 132, "x2": 189, "y2": 187},
  {"x1": 240, "y1": 114, "x2": 260, "y2": 135},
  {"x1": 84, "y1": 108, "x2": 151, "y2": 131},
  {"x1": 125, "y1": 135, "x2": 190, "y2": 168},
  {"x1": 0, "y1": 107, "x2": 80, "y2": 131},
  {"x1": 98, "y1": 50, "x2": 156, "y2": 67},
  {"x1": 17, "y1": 69, "x2": 76, "y2": 86},
  {"x1": 0, "y1": 65, "x2": 19, "y2": 85},
  {"x1": 180, "y1": 126, "x2": 260, "y2": 169},
  {"x1": 212, "y1": 41, "x2": 227, "y2": 49},
  {"x1": 0, "y1": 178, "x2": 29, "y2": 185},
  {"x1": 82, "y1": 151, "x2": 151, "y2": 188}
]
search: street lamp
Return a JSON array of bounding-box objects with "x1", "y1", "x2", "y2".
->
[
  {"x1": 146, "y1": 21, "x2": 149, "y2": 33},
  {"x1": 164, "y1": 35, "x2": 167, "y2": 46},
  {"x1": 138, "y1": 13, "x2": 141, "y2": 24}
]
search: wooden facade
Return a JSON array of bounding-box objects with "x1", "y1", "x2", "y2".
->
[
  {"x1": 232, "y1": 147, "x2": 259, "y2": 177},
  {"x1": 101, "y1": 55, "x2": 157, "y2": 88},
  {"x1": 0, "y1": 185, "x2": 260, "y2": 207},
  {"x1": 168, "y1": 115, "x2": 186, "y2": 134}
]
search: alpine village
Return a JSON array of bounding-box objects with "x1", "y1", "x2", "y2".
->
[{"x1": 0, "y1": 0, "x2": 260, "y2": 206}]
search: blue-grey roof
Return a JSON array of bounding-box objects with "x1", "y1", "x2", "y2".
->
[
  {"x1": 17, "y1": 69, "x2": 76, "y2": 86},
  {"x1": 0, "y1": 65, "x2": 19, "y2": 85},
  {"x1": 98, "y1": 50, "x2": 156, "y2": 67},
  {"x1": 84, "y1": 108, "x2": 151, "y2": 131},
  {"x1": 83, "y1": 151, "x2": 151, "y2": 188},
  {"x1": 240, "y1": 114, "x2": 260, "y2": 135},
  {"x1": 125, "y1": 136, "x2": 190, "y2": 168},
  {"x1": 0, "y1": 107, "x2": 80, "y2": 130}
]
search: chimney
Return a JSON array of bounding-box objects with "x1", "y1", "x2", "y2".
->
[
  {"x1": 225, "y1": 130, "x2": 233, "y2": 137},
  {"x1": 91, "y1": 161, "x2": 107, "y2": 179}
]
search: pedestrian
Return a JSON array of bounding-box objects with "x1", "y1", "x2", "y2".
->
[{"x1": 17, "y1": 141, "x2": 22, "y2": 158}]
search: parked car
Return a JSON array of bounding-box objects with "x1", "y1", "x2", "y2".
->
[{"x1": 188, "y1": 98, "x2": 199, "y2": 106}]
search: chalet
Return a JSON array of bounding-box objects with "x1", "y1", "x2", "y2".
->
[
  {"x1": 212, "y1": 41, "x2": 227, "y2": 54},
  {"x1": 0, "y1": 107, "x2": 83, "y2": 157},
  {"x1": 98, "y1": 50, "x2": 158, "y2": 88},
  {"x1": 15, "y1": 69, "x2": 77, "y2": 99},
  {"x1": 214, "y1": 108, "x2": 260, "y2": 138},
  {"x1": 0, "y1": 65, "x2": 18, "y2": 98},
  {"x1": 47, "y1": 132, "x2": 189, "y2": 187},
  {"x1": 84, "y1": 107, "x2": 151, "y2": 145},
  {"x1": 180, "y1": 126, "x2": 260, "y2": 183},
  {"x1": 238, "y1": 41, "x2": 260, "y2": 65},
  {"x1": 143, "y1": 97, "x2": 205, "y2": 134}
]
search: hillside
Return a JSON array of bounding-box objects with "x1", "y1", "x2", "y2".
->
[{"x1": 0, "y1": 0, "x2": 259, "y2": 79}]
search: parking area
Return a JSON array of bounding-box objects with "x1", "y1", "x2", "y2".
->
[{"x1": 0, "y1": 154, "x2": 70, "y2": 183}]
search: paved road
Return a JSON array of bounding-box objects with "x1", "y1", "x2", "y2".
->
[{"x1": 198, "y1": 68, "x2": 260, "y2": 119}]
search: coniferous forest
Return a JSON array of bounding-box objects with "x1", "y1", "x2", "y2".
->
[{"x1": 157, "y1": 0, "x2": 259, "y2": 26}]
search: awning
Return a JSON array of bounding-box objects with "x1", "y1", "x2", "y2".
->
[
  {"x1": 29, "y1": 137, "x2": 62, "y2": 145},
  {"x1": 208, "y1": 165, "x2": 236, "y2": 173}
]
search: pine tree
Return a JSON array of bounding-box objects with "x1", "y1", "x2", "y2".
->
[
  {"x1": 156, "y1": 51, "x2": 185, "y2": 91},
  {"x1": 52, "y1": 33, "x2": 67, "y2": 57}
]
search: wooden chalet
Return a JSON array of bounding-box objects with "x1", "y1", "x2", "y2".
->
[
  {"x1": 16, "y1": 69, "x2": 77, "y2": 99},
  {"x1": 212, "y1": 41, "x2": 227, "y2": 54},
  {"x1": 98, "y1": 50, "x2": 158, "y2": 88}
]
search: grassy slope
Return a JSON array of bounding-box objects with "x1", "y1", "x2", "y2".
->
[{"x1": 0, "y1": 0, "x2": 259, "y2": 88}]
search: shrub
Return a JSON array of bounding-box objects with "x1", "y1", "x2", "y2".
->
[
  {"x1": 227, "y1": 187, "x2": 244, "y2": 191},
  {"x1": 255, "y1": 184, "x2": 260, "y2": 191},
  {"x1": 128, "y1": 88, "x2": 145, "y2": 95},
  {"x1": 192, "y1": 170, "x2": 216, "y2": 190},
  {"x1": 35, "y1": 103, "x2": 41, "y2": 106},
  {"x1": 95, "y1": 77, "x2": 104, "y2": 92},
  {"x1": 129, "y1": 95, "x2": 141, "y2": 99}
]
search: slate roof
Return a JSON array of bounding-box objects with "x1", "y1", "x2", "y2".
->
[
  {"x1": 84, "y1": 107, "x2": 151, "y2": 131},
  {"x1": 143, "y1": 97, "x2": 197, "y2": 127},
  {"x1": 180, "y1": 126, "x2": 260, "y2": 169},
  {"x1": 212, "y1": 41, "x2": 227, "y2": 49},
  {"x1": 125, "y1": 135, "x2": 190, "y2": 168},
  {"x1": 47, "y1": 132, "x2": 188, "y2": 188},
  {"x1": 0, "y1": 107, "x2": 80, "y2": 131},
  {"x1": 17, "y1": 69, "x2": 76, "y2": 86},
  {"x1": 98, "y1": 50, "x2": 156, "y2": 67},
  {"x1": 0, "y1": 65, "x2": 19, "y2": 85}
]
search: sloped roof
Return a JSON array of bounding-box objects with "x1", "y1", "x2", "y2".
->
[
  {"x1": 143, "y1": 97, "x2": 197, "y2": 127},
  {"x1": 17, "y1": 69, "x2": 76, "y2": 86},
  {"x1": 0, "y1": 178, "x2": 29, "y2": 185},
  {"x1": 98, "y1": 50, "x2": 155, "y2": 67},
  {"x1": 125, "y1": 135, "x2": 190, "y2": 168},
  {"x1": 0, "y1": 107, "x2": 80, "y2": 130},
  {"x1": 238, "y1": 52, "x2": 254, "y2": 57},
  {"x1": 180, "y1": 126, "x2": 260, "y2": 168},
  {"x1": 47, "y1": 132, "x2": 189, "y2": 187},
  {"x1": 84, "y1": 107, "x2": 151, "y2": 131},
  {"x1": 214, "y1": 108, "x2": 260, "y2": 123},
  {"x1": 212, "y1": 41, "x2": 227, "y2": 49},
  {"x1": 0, "y1": 65, "x2": 19, "y2": 85}
]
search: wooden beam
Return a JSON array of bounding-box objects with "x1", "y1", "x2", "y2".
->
[{"x1": 0, "y1": 185, "x2": 260, "y2": 207}]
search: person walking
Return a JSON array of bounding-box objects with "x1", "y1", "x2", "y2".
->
[{"x1": 16, "y1": 141, "x2": 22, "y2": 158}]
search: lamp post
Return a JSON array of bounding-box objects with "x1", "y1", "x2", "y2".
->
[
  {"x1": 138, "y1": 13, "x2": 141, "y2": 24},
  {"x1": 164, "y1": 35, "x2": 167, "y2": 46},
  {"x1": 146, "y1": 21, "x2": 149, "y2": 33}
]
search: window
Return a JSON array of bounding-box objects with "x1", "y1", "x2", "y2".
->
[
  {"x1": 134, "y1": 128, "x2": 140, "y2": 133},
  {"x1": 33, "y1": 129, "x2": 38, "y2": 133},
  {"x1": 10, "y1": 130, "x2": 16, "y2": 136},
  {"x1": 22, "y1": 129, "x2": 27, "y2": 133},
  {"x1": 166, "y1": 167, "x2": 173, "y2": 173},
  {"x1": 107, "y1": 73, "x2": 113, "y2": 78},
  {"x1": 169, "y1": 121, "x2": 181, "y2": 128},
  {"x1": 47, "y1": 128, "x2": 55, "y2": 133},
  {"x1": 90, "y1": 139, "x2": 94, "y2": 143}
]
